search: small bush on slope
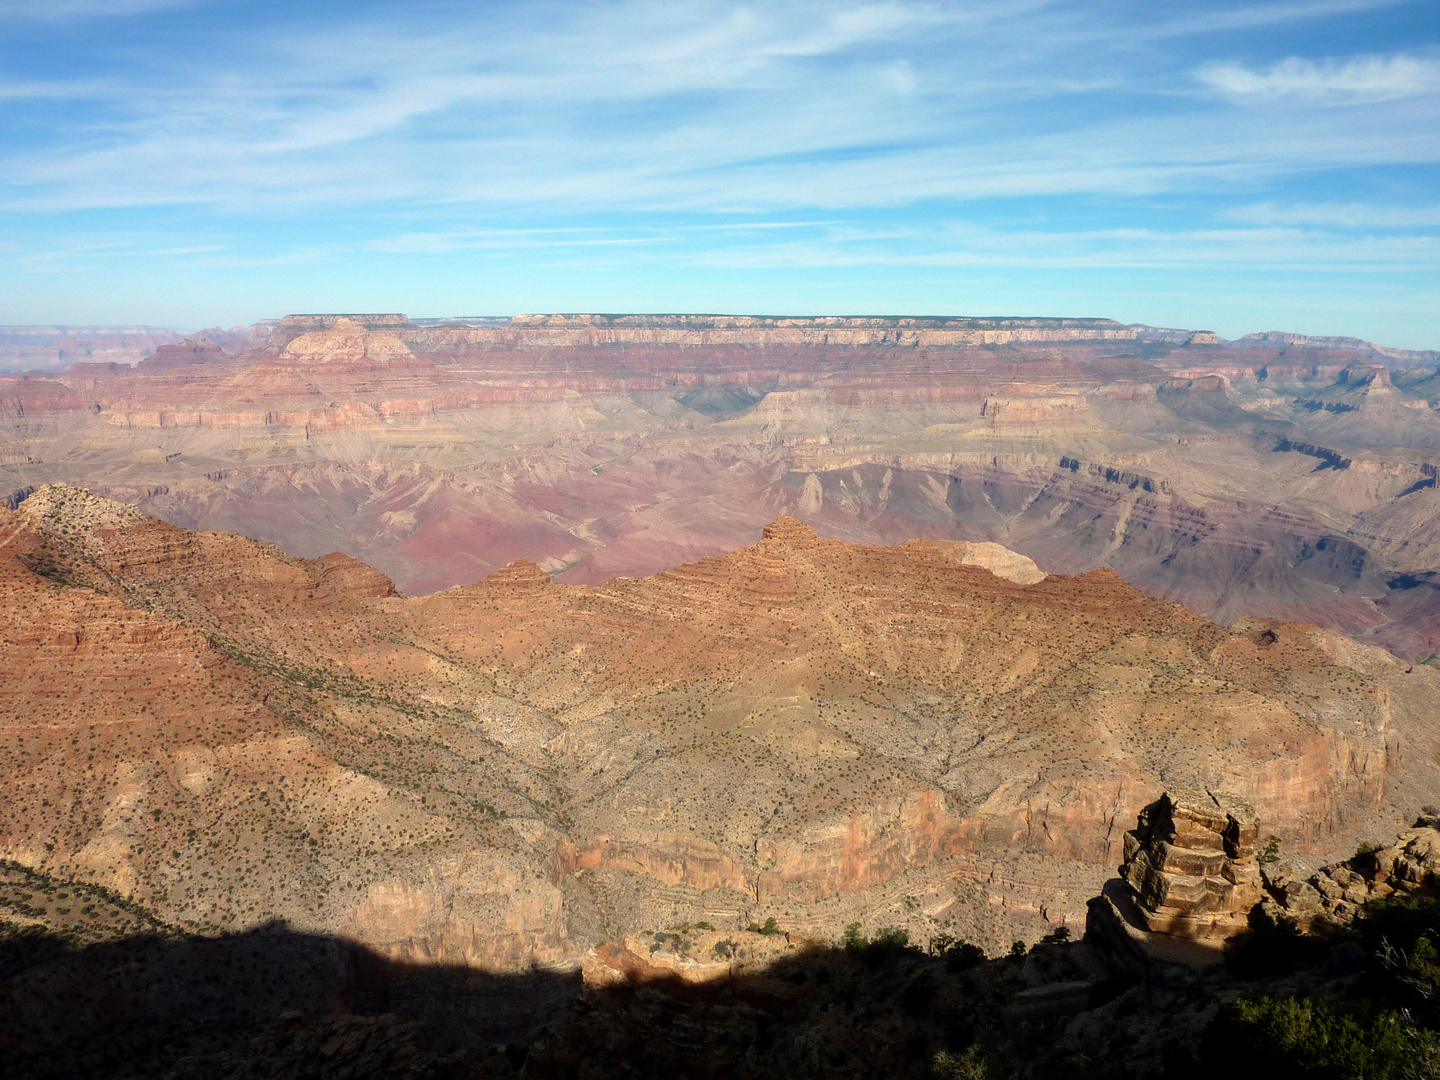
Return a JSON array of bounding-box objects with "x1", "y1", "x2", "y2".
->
[{"x1": 1200, "y1": 995, "x2": 1440, "y2": 1079}]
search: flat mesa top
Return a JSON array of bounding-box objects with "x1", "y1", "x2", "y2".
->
[{"x1": 508, "y1": 313, "x2": 1129, "y2": 330}]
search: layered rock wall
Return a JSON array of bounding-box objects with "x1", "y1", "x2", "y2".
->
[
  {"x1": 1, "y1": 488, "x2": 1427, "y2": 970},
  {"x1": 1118, "y1": 790, "x2": 1261, "y2": 940},
  {"x1": 1260, "y1": 812, "x2": 1440, "y2": 930}
]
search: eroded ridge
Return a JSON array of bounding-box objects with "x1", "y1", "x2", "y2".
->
[
  {"x1": 0, "y1": 485, "x2": 1432, "y2": 981},
  {"x1": 6, "y1": 314, "x2": 1440, "y2": 659}
]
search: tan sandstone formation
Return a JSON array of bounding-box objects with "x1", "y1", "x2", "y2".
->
[
  {"x1": 581, "y1": 926, "x2": 808, "y2": 993},
  {"x1": 1084, "y1": 789, "x2": 1265, "y2": 974},
  {"x1": 3, "y1": 486, "x2": 1433, "y2": 974},
  {"x1": 1085, "y1": 794, "x2": 1440, "y2": 986},
  {"x1": 1118, "y1": 790, "x2": 1261, "y2": 940},
  {"x1": 279, "y1": 317, "x2": 416, "y2": 364},
  {"x1": 1259, "y1": 810, "x2": 1440, "y2": 931}
]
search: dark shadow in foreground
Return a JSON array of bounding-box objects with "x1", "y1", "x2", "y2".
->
[
  {"x1": 8, "y1": 897, "x2": 1440, "y2": 1080},
  {"x1": 0, "y1": 916, "x2": 1085, "y2": 1080},
  {"x1": 1, "y1": 918, "x2": 576, "y2": 1079}
]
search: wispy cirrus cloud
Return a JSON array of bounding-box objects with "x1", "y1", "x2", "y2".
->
[
  {"x1": 1198, "y1": 52, "x2": 1440, "y2": 101},
  {"x1": 365, "y1": 219, "x2": 835, "y2": 255},
  {"x1": 0, "y1": 0, "x2": 1438, "y2": 343},
  {"x1": 0, "y1": 76, "x2": 114, "y2": 99},
  {"x1": 0, "y1": 0, "x2": 204, "y2": 18},
  {"x1": 4, "y1": 4, "x2": 1438, "y2": 215},
  {"x1": 1132, "y1": 0, "x2": 1404, "y2": 40},
  {"x1": 702, "y1": 222, "x2": 1440, "y2": 272},
  {"x1": 359, "y1": 218, "x2": 1440, "y2": 273},
  {"x1": 1229, "y1": 202, "x2": 1440, "y2": 228}
]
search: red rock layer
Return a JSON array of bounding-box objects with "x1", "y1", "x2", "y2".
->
[{"x1": 3, "y1": 488, "x2": 1428, "y2": 961}]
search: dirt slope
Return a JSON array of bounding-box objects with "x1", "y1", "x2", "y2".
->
[{"x1": 4, "y1": 485, "x2": 1435, "y2": 969}]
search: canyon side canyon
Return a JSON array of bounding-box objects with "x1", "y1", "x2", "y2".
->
[
  {"x1": 4, "y1": 313, "x2": 1440, "y2": 661},
  {"x1": 2, "y1": 480, "x2": 1436, "y2": 971},
  {"x1": 4, "y1": 314, "x2": 1440, "y2": 1074}
]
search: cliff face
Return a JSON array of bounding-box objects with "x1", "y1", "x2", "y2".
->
[
  {"x1": 2, "y1": 488, "x2": 1433, "y2": 971},
  {"x1": 3, "y1": 313, "x2": 1440, "y2": 660},
  {"x1": 279, "y1": 318, "x2": 417, "y2": 364},
  {"x1": 448, "y1": 314, "x2": 1140, "y2": 348}
]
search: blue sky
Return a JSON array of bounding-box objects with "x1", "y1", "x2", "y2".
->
[{"x1": 1, "y1": 0, "x2": 1437, "y2": 347}]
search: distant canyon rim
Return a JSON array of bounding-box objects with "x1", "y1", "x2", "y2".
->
[
  {"x1": 5, "y1": 307, "x2": 1440, "y2": 996},
  {"x1": 5, "y1": 312, "x2": 1440, "y2": 661}
]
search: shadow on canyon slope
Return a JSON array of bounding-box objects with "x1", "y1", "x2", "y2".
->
[
  {"x1": 0, "y1": 921, "x2": 577, "y2": 1079},
  {"x1": 9, "y1": 911, "x2": 1434, "y2": 1080},
  {"x1": 1, "y1": 918, "x2": 1110, "y2": 1080}
]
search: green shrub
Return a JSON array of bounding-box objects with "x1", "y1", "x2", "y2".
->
[
  {"x1": 1224, "y1": 907, "x2": 1327, "y2": 977},
  {"x1": 872, "y1": 926, "x2": 910, "y2": 950},
  {"x1": 930, "y1": 934, "x2": 987, "y2": 971},
  {"x1": 1356, "y1": 896, "x2": 1440, "y2": 1021},
  {"x1": 841, "y1": 923, "x2": 911, "y2": 963},
  {"x1": 1200, "y1": 995, "x2": 1440, "y2": 1079},
  {"x1": 932, "y1": 1035, "x2": 1011, "y2": 1079}
]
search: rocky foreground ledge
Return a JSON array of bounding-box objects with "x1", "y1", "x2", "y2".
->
[{"x1": 519, "y1": 790, "x2": 1440, "y2": 1075}]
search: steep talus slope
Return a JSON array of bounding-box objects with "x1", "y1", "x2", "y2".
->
[
  {"x1": 4, "y1": 487, "x2": 1435, "y2": 971},
  {"x1": 0, "y1": 486, "x2": 574, "y2": 973}
]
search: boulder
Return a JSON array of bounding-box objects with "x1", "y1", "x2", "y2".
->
[{"x1": 1263, "y1": 817, "x2": 1440, "y2": 930}]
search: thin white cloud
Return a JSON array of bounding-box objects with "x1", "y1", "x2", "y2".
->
[
  {"x1": 0, "y1": 0, "x2": 1437, "y2": 328},
  {"x1": 0, "y1": 77, "x2": 115, "y2": 99},
  {"x1": 1198, "y1": 53, "x2": 1440, "y2": 101},
  {"x1": 7, "y1": 84, "x2": 1438, "y2": 214},
  {"x1": 1229, "y1": 202, "x2": 1440, "y2": 228},
  {"x1": 366, "y1": 220, "x2": 831, "y2": 255},
  {"x1": 6, "y1": 235, "x2": 228, "y2": 269},
  {"x1": 0, "y1": 0, "x2": 202, "y2": 18},
  {"x1": 7, "y1": 6, "x2": 1439, "y2": 218},
  {"x1": 313, "y1": 216, "x2": 1440, "y2": 275},
  {"x1": 665, "y1": 220, "x2": 1440, "y2": 273},
  {"x1": 15, "y1": 219, "x2": 1440, "y2": 300},
  {"x1": 1137, "y1": 0, "x2": 1404, "y2": 40}
]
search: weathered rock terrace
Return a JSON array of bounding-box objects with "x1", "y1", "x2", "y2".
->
[
  {"x1": 2, "y1": 486, "x2": 1434, "y2": 977},
  {"x1": 6, "y1": 310, "x2": 1440, "y2": 662},
  {"x1": 1260, "y1": 812, "x2": 1440, "y2": 931}
]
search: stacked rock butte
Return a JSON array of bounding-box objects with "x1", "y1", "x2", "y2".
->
[
  {"x1": 1087, "y1": 790, "x2": 1282, "y2": 976},
  {"x1": 1088, "y1": 797, "x2": 1440, "y2": 983},
  {"x1": 1118, "y1": 789, "x2": 1262, "y2": 940}
]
